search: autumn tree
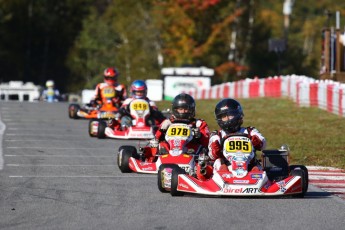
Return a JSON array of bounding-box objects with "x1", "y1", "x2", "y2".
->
[{"x1": 152, "y1": 0, "x2": 256, "y2": 83}]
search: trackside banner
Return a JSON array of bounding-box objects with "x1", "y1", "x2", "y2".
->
[
  {"x1": 161, "y1": 67, "x2": 214, "y2": 101},
  {"x1": 164, "y1": 76, "x2": 211, "y2": 100}
]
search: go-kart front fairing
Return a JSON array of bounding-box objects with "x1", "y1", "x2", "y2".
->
[
  {"x1": 117, "y1": 123, "x2": 201, "y2": 175},
  {"x1": 90, "y1": 99, "x2": 156, "y2": 139},
  {"x1": 172, "y1": 167, "x2": 305, "y2": 197},
  {"x1": 78, "y1": 103, "x2": 118, "y2": 119},
  {"x1": 118, "y1": 145, "x2": 196, "y2": 174},
  {"x1": 169, "y1": 135, "x2": 308, "y2": 197},
  {"x1": 68, "y1": 86, "x2": 119, "y2": 119}
]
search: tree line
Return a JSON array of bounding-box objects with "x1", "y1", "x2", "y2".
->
[{"x1": 0, "y1": 0, "x2": 344, "y2": 93}]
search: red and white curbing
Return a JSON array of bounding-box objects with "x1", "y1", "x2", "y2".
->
[{"x1": 307, "y1": 166, "x2": 345, "y2": 199}]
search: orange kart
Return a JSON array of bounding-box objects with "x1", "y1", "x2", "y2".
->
[
  {"x1": 68, "y1": 101, "x2": 119, "y2": 120},
  {"x1": 68, "y1": 86, "x2": 120, "y2": 120}
]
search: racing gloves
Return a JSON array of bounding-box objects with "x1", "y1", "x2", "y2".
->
[
  {"x1": 192, "y1": 128, "x2": 201, "y2": 139},
  {"x1": 149, "y1": 138, "x2": 159, "y2": 148},
  {"x1": 251, "y1": 135, "x2": 263, "y2": 150},
  {"x1": 160, "y1": 119, "x2": 172, "y2": 130}
]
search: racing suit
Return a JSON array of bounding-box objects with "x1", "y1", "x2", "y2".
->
[
  {"x1": 114, "y1": 97, "x2": 166, "y2": 128},
  {"x1": 41, "y1": 88, "x2": 60, "y2": 102},
  {"x1": 91, "y1": 82, "x2": 127, "y2": 108},
  {"x1": 208, "y1": 126, "x2": 266, "y2": 173},
  {"x1": 150, "y1": 117, "x2": 211, "y2": 179}
]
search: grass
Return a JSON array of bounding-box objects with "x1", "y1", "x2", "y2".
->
[{"x1": 156, "y1": 97, "x2": 345, "y2": 170}]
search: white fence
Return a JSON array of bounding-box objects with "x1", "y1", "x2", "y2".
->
[{"x1": 186, "y1": 75, "x2": 345, "y2": 118}]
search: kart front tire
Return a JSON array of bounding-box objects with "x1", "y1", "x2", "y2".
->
[
  {"x1": 68, "y1": 104, "x2": 80, "y2": 119},
  {"x1": 290, "y1": 165, "x2": 309, "y2": 192},
  {"x1": 88, "y1": 119, "x2": 98, "y2": 137},
  {"x1": 290, "y1": 169, "x2": 308, "y2": 198},
  {"x1": 97, "y1": 120, "x2": 107, "y2": 139},
  {"x1": 117, "y1": 146, "x2": 138, "y2": 173},
  {"x1": 157, "y1": 164, "x2": 175, "y2": 193},
  {"x1": 170, "y1": 165, "x2": 185, "y2": 197}
]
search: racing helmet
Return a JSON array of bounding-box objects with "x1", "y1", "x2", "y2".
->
[
  {"x1": 214, "y1": 98, "x2": 244, "y2": 133},
  {"x1": 103, "y1": 67, "x2": 119, "y2": 86},
  {"x1": 172, "y1": 93, "x2": 195, "y2": 120},
  {"x1": 46, "y1": 80, "x2": 54, "y2": 88},
  {"x1": 131, "y1": 80, "x2": 147, "y2": 99}
]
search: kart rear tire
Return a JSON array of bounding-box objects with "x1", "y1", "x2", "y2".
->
[
  {"x1": 117, "y1": 146, "x2": 138, "y2": 173},
  {"x1": 97, "y1": 120, "x2": 107, "y2": 139},
  {"x1": 290, "y1": 165, "x2": 309, "y2": 192},
  {"x1": 290, "y1": 169, "x2": 308, "y2": 198},
  {"x1": 68, "y1": 104, "x2": 80, "y2": 119},
  {"x1": 170, "y1": 166, "x2": 185, "y2": 197}
]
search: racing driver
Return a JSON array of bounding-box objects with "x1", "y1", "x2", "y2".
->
[
  {"x1": 149, "y1": 93, "x2": 211, "y2": 179},
  {"x1": 110, "y1": 80, "x2": 165, "y2": 129},
  {"x1": 89, "y1": 67, "x2": 127, "y2": 108},
  {"x1": 208, "y1": 98, "x2": 266, "y2": 176}
]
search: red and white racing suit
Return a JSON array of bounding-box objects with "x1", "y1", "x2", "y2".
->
[
  {"x1": 91, "y1": 82, "x2": 127, "y2": 107},
  {"x1": 151, "y1": 117, "x2": 211, "y2": 179},
  {"x1": 155, "y1": 117, "x2": 210, "y2": 152},
  {"x1": 208, "y1": 126, "x2": 266, "y2": 172}
]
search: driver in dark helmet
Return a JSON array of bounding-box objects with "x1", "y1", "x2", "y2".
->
[
  {"x1": 208, "y1": 98, "x2": 266, "y2": 173},
  {"x1": 148, "y1": 93, "x2": 210, "y2": 176}
]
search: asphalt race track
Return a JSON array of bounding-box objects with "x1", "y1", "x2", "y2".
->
[{"x1": 0, "y1": 101, "x2": 345, "y2": 230}]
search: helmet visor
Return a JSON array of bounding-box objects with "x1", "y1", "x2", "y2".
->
[{"x1": 216, "y1": 110, "x2": 239, "y2": 121}]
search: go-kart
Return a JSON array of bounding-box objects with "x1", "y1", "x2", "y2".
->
[
  {"x1": 89, "y1": 98, "x2": 157, "y2": 139},
  {"x1": 68, "y1": 86, "x2": 119, "y2": 119},
  {"x1": 117, "y1": 123, "x2": 205, "y2": 192},
  {"x1": 167, "y1": 134, "x2": 308, "y2": 197}
]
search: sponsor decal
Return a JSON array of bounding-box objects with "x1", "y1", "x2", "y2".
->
[
  {"x1": 180, "y1": 183, "x2": 189, "y2": 189},
  {"x1": 223, "y1": 187, "x2": 243, "y2": 194},
  {"x1": 233, "y1": 180, "x2": 250, "y2": 184},
  {"x1": 137, "y1": 122, "x2": 145, "y2": 127},
  {"x1": 277, "y1": 181, "x2": 287, "y2": 192},
  {"x1": 143, "y1": 133, "x2": 152, "y2": 137},
  {"x1": 222, "y1": 173, "x2": 232, "y2": 179},
  {"x1": 141, "y1": 167, "x2": 153, "y2": 171},
  {"x1": 179, "y1": 165, "x2": 190, "y2": 173},
  {"x1": 222, "y1": 185, "x2": 261, "y2": 194},
  {"x1": 235, "y1": 169, "x2": 245, "y2": 176},
  {"x1": 242, "y1": 188, "x2": 261, "y2": 194},
  {"x1": 251, "y1": 174, "x2": 263, "y2": 179},
  {"x1": 173, "y1": 139, "x2": 181, "y2": 146},
  {"x1": 162, "y1": 169, "x2": 172, "y2": 188}
]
